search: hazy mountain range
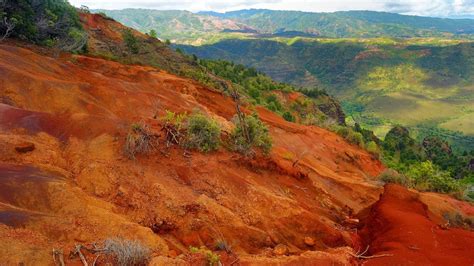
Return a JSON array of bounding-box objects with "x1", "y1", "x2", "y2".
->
[{"x1": 95, "y1": 9, "x2": 474, "y2": 43}]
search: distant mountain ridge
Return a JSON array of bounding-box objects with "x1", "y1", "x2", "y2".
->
[
  {"x1": 95, "y1": 9, "x2": 474, "y2": 42},
  {"x1": 93, "y1": 9, "x2": 257, "y2": 43},
  {"x1": 198, "y1": 9, "x2": 474, "y2": 35}
]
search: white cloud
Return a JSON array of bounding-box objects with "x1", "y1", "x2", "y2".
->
[
  {"x1": 69, "y1": 0, "x2": 474, "y2": 17},
  {"x1": 383, "y1": 0, "x2": 474, "y2": 17}
]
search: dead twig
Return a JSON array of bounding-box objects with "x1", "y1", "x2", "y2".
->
[
  {"x1": 0, "y1": 17, "x2": 15, "y2": 42},
  {"x1": 230, "y1": 257, "x2": 240, "y2": 265},
  {"x1": 349, "y1": 245, "x2": 393, "y2": 259},
  {"x1": 92, "y1": 254, "x2": 101, "y2": 266},
  {"x1": 74, "y1": 245, "x2": 89, "y2": 266},
  {"x1": 351, "y1": 253, "x2": 394, "y2": 259},
  {"x1": 292, "y1": 184, "x2": 308, "y2": 193},
  {"x1": 53, "y1": 248, "x2": 65, "y2": 266},
  {"x1": 292, "y1": 149, "x2": 309, "y2": 167},
  {"x1": 162, "y1": 123, "x2": 184, "y2": 147}
]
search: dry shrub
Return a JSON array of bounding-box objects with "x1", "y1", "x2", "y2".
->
[
  {"x1": 124, "y1": 122, "x2": 158, "y2": 159},
  {"x1": 161, "y1": 110, "x2": 187, "y2": 147},
  {"x1": 104, "y1": 238, "x2": 151, "y2": 266}
]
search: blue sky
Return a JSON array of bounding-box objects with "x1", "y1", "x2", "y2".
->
[{"x1": 69, "y1": 0, "x2": 474, "y2": 18}]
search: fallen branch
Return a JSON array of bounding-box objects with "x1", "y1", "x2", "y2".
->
[
  {"x1": 292, "y1": 184, "x2": 308, "y2": 193},
  {"x1": 74, "y1": 245, "x2": 89, "y2": 266},
  {"x1": 52, "y1": 248, "x2": 65, "y2": 266},
  {"x1": 349, "y1": 245, "x2": 393, "y2": 259},
  {"x1": 0, "y1": 17, "x2": 15, "y2": 42},
  {"x1": 351, "y1": 253, "x2": 394, "y2": 259},
  {"x1": 92, "y1": 254, "x2": 101, "y2": 266},
  {"x1": 230, "y1": 257, "x2": 240, "y2": 265},
  {"x1": 292, "y1": 149, "x2": 308, "y2": 167}
]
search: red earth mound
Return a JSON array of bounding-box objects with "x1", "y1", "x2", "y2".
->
[
  {"x1": 359, "y1": 184, "x2": 474, "y2": 265},
  {"x1": 0, "y1": 42, "x2": 472, "y2": 265}
]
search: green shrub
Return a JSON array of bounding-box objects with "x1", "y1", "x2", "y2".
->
[
  {"x1": 122, "y1": 29, "x2": 139, "y2": 54},
  {"x1": 282, "y1": 111, "x2": 295, "y2": 122},
  {"x1": 0, "y1": 0, "x2": 85, "y2": 51},
  {"x1": 265, "y1": 94, "x2": 283, "y2": 112},
  {"x1": 336, "y1": 126, "x2": 364, "y2": 147},
  {"x1": 378, "y1": 168, "x2": 411, "y2": 186},
  {"x1": 149, "y1": 29, "x2": 157, "y2": 38},
  {"x1": 348, "y1": 131, "x2": 364, "y2": 147},
  {"x1": 230, "y1": 113, "x2": 272, "y2": 156},
  {"x1": 366, "y1": 141, "x2": 380, "y2": 157},
  {"x1": 185, "y1": 113, "x2": 221, "y2": 152},
  {"x1": 407, "y1": 161, "x2": 460, "y2": 193}
]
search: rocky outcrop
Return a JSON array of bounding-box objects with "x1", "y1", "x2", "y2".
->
[{"x1": 314, "y1": 95, "x2": 346, "y2": 125}]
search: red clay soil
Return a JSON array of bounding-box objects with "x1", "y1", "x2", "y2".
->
[
  {"x1": 359, "y1": 184, "x2": 474, "y2": 266},
  {"x1": 0, "y1": 42, "x2": 472, "y2": 265}
]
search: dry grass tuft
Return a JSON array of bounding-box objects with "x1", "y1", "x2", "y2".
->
[
  {"x1": 104, "y1": 238, "x2": 151, "y2": 266},
  {"x1": 124, "y1": 122, "x2": 159, "y2": 159}
]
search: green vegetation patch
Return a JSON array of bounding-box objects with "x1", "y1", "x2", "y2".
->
[{"x1": 1, "y1": 0, "x2": 86, "y2": 51}]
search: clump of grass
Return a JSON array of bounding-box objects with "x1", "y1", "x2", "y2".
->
[
  {"x1": 104, "y1": 238, "x2": 151, "y2": 266},
  {"x1": 442, "y1": 211, "x2": 474, "y2": 229},
  {"x1": 189, "y1": 246, "x2": 220, "y2": 266},
  {"x1": 214, "y1": 239, "x2": 232, "y2": 253}
]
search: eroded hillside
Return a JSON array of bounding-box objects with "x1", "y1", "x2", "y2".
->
[{"x1": 0, "y1": 12, "x2": 473, "y2": 266}]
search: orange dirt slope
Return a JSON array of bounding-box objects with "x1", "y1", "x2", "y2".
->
[{"x1": 0, "y1": 40, "x2": 473, "y2": 265}]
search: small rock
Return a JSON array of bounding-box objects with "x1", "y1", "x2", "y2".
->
[
  {"x1": 15, "y1": 142, "x2": 35, "y2": 153},
  {"x1": 343, "y1": 217, "x2": 360, "y2": 227},
  {"x1": 168, "y1": 250, "x2": 178, "y2": 258},
  {"x1": 264, "y1": 236, "x2": 274, "y2": 246},
  {"x1": 304, "y1": 236, "x2": 315, "y2": 247},
  {"x1": 273, "y1": 244, "x2": 289, "y2": 256}
]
